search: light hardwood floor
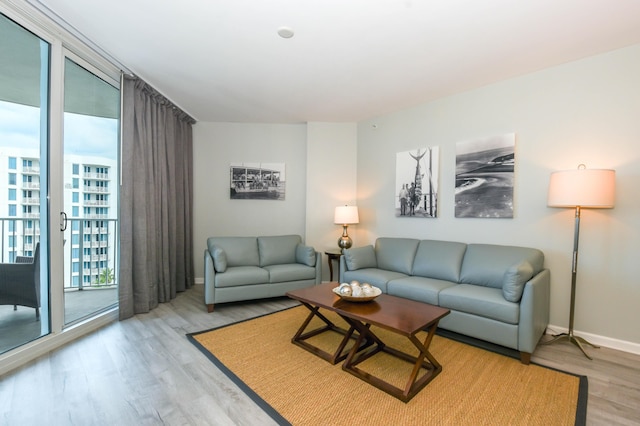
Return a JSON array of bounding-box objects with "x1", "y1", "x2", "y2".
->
[{"x1": 0, "y1": 285, "x2": 638, "y2": 425}]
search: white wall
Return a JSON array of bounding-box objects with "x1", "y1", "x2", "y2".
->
[
  {"x1": 191, "y1": 45, "x2": 640, "y2": 351},
  {"x1": 356, "y1": 43, "x2": 640, "y2": 348},
  {"x1": 192, "y1": 122, "x2": 309, "y2": 277},
  {"x1": 305, "y1": 122, "x2": 358, "y2": 280}
]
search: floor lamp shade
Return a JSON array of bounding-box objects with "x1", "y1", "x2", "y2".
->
[{"x1": 548, "y1": 167, "x2": 615, "y2": 208}]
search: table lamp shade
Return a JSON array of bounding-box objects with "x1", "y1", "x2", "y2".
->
[
  {"x1": 334, "y1": 205, "x2": 359, "y2": 225},
  {"x1": 548, "y1": 168, "x2": 615, "y2": 208}
]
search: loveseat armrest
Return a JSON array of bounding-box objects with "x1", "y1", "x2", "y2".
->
[
  {"x1": 518, "y1": 268, "x2": 550, "y2": 355},
  {"x1": 314, "y1": 251, "x2": 322, "y2": 284},
  {"x1": 204, "y1": 249, "x2": 217, "y2": 312}
]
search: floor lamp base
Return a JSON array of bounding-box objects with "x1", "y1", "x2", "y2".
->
[{"x1": 542, "y1": 332, "x2": 600, "y2": 360}]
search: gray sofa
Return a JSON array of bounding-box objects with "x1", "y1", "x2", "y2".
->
[
  {"x1": 339, "y1": 237, "x2": 550, "y2": 364},
  {"x1": 204, "y1": 235, "x2": 321, "y2": 312}
]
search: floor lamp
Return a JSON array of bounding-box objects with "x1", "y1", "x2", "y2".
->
[{"x1": 545, "y1": 164, "x2": 615, "y2": 359}]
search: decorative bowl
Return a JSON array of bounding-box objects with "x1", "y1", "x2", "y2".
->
[{"x1": 332, "y1": 285, "x2": 382, "y2": 302}]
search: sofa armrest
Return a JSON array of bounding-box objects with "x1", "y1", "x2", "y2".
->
[
  {"x1": 314, "y1": 251, "x2": 322, "y2": 284},
  {"x1": 518, "y1": 268, "x2": 550, "y2": 353},
  {"x1": 339, "y1": 255, "x2": 346, "y2": 283},
  {"x1": 204, "y1": 249, "x2": 217, "y2": 308}
]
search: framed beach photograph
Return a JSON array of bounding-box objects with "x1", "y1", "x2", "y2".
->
[
  {"x1": 455, "y1": 133, "x2": 515, "y2": 218},
  {"x1": 395, "y1": 147, "x2": 439, "y2": 218},
  {"x1": 229, "y1": 162, "x2": 286, "y2": 200}
]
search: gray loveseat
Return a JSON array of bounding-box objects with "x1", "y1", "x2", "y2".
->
[
  {"x1": 339, "y1": 237, "x2": 550, "y2": 364},
  {"x1": 204, "y1": 235, "x2": 321, "y2": 312}
]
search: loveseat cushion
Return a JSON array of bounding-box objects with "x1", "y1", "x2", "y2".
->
[
  {"x1": 439, "y1": 284, "x2": 519, "y2": 324},
  {"x1": 214, "y1": 266, "x2": 269, "y2": 288},
  {"x1": 343, "y1": 245, "x2": 377, "y2": 270},
  {"x1": 459, "y1": 244, "x2": 544, "y2": 289},
  {"x1": 296, "y1": 244, "x2": 317, "y2": 267},
  {"x1": 208, "y1": 237, "x2": 259, "y2": 267},
  {"x1": 412, "y1": 240, "x2": 467, "y2": 282},
  {"x1": 210, "y1": 245, "x2": 227, "y2": 272},
  {"x1": 258, "y1": 235, "x2": 301, "y2": 267},
  {"x1": 375, "y1": 238, "x2": 419, "y2": 275},
  {"x1": 265, "y1": 264, "x2": 317, "y2": 282},
  {"x1": 502, "y1": 260, "x2": 534, "y2": 302}
]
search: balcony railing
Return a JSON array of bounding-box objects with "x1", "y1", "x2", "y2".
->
[
  {"x1": 83, "y1": 186, "x2": 109, "y2": 194},
  {"x1": 0, "y1": 217, "x2": 118, "y2": 290},
  {"x1": 83, "y1": 172, "x2": 110, "y2": 180}
]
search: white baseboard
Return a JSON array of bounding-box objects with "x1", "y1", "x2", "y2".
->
[
  {"x1": 194, "y1": 277, "x2": 204, "y2": 285},
  {"x1": 546, "y1": 323, "x2": 640, "y2": 356}
]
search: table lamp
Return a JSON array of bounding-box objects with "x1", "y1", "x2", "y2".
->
[{"x1": 334, "y1": 205, "x2": 359, "y2": 251}]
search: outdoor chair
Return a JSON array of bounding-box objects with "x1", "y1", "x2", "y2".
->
[{"x1": 0, "y1": 243, "x2": 40, "y2": 320}]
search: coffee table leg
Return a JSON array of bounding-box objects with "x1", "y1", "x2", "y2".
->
[
  {"x1": 342, "y1": 319, "x2": 442, "y2": 402},
  {"x1": 291, "y1": 302, "x2": 363, "y2": 364}
]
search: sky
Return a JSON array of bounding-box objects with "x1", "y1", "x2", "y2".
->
[{"x1": 0, "y1": 100, "x2": 118, "y2": 160}]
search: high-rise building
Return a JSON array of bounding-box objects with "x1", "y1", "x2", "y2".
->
[{"x1": 1, "y1": 147, "x2": 117, "y2": 288}]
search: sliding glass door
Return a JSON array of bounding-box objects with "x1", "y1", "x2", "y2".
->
[
  {"x1": 0, "y1": 13, "x2": 50, "y2": 353},
  {"x1": 62, "y1": 57, "x2": 119, "y2": 325},
  {"x1": 0, "y1": 10, "x2": 120, "y2": 356}
]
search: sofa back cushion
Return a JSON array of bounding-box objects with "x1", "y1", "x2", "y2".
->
[
  {"x1": 412, "y1": 240, "x2": 467, "y2": 282},
  {"x1": 258, "y1": 235, "x2": 301, "y2": 266},
  {"x1": 343, "y1": 245, "x2": 377, "y2": 271},
  {"x1": 459, "y1": 244, "x2": 544, "y2": 289},
  {"x1": 375, "y1": 238, "x2": 419, "y2": 275},
  {"x1": 208, "y1": 237, "x2": 259, "y2": 267}
]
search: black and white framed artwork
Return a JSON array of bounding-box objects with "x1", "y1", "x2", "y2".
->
[
  {"x1": 455, "y1": 133, "x2": 515, "y2": 218},
  {"x1": 395, "y1": 147, "x2": 439, "y2": 218},
  {"x1": 229, "y1": 162, "x2": 286, "y2": 200}
]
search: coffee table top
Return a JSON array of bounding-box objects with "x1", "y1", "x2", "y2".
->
[{"x1": 287, "y1": 282, "x2": 450, "y2": 337}]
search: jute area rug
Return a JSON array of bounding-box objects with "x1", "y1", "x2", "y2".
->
[{"x1": 188, "y1": 306, "x2": 587, "y2": 426}]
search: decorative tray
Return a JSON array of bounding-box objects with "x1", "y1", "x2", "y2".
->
[{"x1": 332, "y1": 285, "x2": 382, "y2": 302}]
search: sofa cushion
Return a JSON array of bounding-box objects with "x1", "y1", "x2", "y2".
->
[
  {"x1": 387, "y1": 276, "x2": 457, "y2": 306},
  {"x1": 258, "y1": 235, "x2": 301, "y2": 267},
  {"x1": 342, "y1": 269, "x2": 407, "y2": 293},
  {"x1": 295, "y1": 244, "x2": 316, "y2": 267},
  {"x1": 265, "y1": 264, "x2": 316, "y2": 282},
  {"x1": 210, "y1": 245, "x2": 227, "y2": 273},
  {"x1": 214, "y1": 266, "x2": 269, "y2": 288},
  {"x1": 208, "y1": 237, "x2": 259, "y2": 267},
  {"x1": 459, "y1": 244, "x2": 544, "y2": 289},
  {"x1": 375, "y1": 238, "x2": 419, "y2": 275},
  {"x1": 439, "y1": 284, "x2": 519, "y2": 324},
  {"x1": 412, "y1": 240, "x2": 467, "y2": 282},
  {"x1": 343, "y1": 245, "x2": 377, "y2": 271},
  {"x1": 502, "y1": 261, "x2": 534, "y2": 302}
]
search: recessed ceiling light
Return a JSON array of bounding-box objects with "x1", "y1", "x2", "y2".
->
[{"x1": 277, "y1": 26, "x2": 294, "y2": 39}]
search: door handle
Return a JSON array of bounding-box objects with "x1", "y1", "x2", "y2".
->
[{"x1": 60, "y1": 211, "x2": 68, "y2": 231}]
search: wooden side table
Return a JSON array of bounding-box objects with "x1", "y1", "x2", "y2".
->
[{"x1": 324, "y1": 251, "x2": 342, "y2": 282}]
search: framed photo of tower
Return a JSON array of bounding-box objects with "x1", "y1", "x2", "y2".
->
[
  {"x1": 455, "y1": 133, "x2": 515, "y2": 218},
  {"x1": 395, "y1": 147, "x2": 439, "y2": 218}
]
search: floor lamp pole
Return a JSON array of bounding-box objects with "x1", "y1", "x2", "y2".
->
[{"x1": 543, "y1": 205, "x2": 599, "y2": 359}]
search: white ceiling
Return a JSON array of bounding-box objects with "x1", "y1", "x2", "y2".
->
[{"x1": 34, "y1": 0, "x2": 640, "y2": 123}]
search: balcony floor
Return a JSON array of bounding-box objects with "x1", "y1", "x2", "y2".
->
[{"x1": 0, "y1": 287, "x2": 117, "y2": 354}]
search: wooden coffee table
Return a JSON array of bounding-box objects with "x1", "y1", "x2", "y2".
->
[{"x1": 286, "y1": 282, "x2": 450, "y2": 402}]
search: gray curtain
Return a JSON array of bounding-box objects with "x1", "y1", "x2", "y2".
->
[{"x1": 119, "y1": 75, "x2": 195, "y2": 320}]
